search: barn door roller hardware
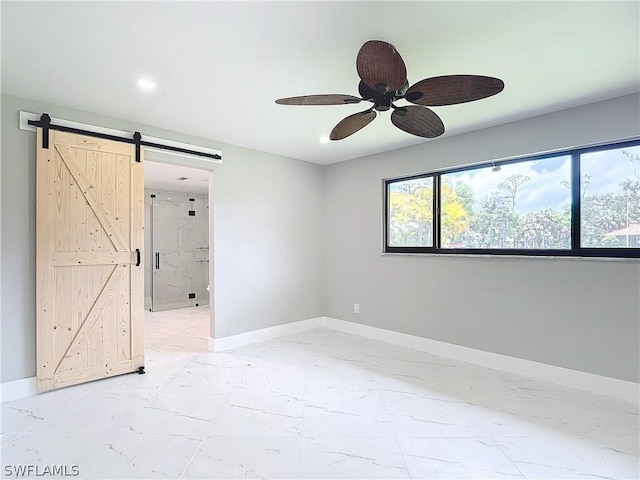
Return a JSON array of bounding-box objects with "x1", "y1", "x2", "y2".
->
[{"x1": 28, "y1": 113, "x2": 222, "y2": 163}]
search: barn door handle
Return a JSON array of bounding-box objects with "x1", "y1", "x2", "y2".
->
[
  {"x1": 155, "y1": 252, "x2": 160, "y2": 269},
  {"x1": 135, "y1": 249, "x2": 141, "y2": 267}
]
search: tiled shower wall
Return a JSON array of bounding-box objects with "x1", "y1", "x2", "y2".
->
[{"x1": 144, "y1": 190, "x2": 209, "y2": 311}]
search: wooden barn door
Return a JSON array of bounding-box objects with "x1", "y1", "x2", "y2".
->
[{"x1": 36, "y1": 128, "x2": 144, "y2": 392}]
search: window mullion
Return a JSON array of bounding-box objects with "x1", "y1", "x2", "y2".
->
[
  {"x1": 571, "y1": 152, "x2": 581, "y2": 250},
  {"x1": 434, "y1": 174, "x2": 441, "y2": 249}
]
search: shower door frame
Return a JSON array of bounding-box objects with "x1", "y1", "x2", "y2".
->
[{"x1": 148, "y1": 192, "x2": 210, "y2": 312}]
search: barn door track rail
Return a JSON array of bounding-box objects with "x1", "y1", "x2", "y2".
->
[{"x1": 28, "y1": 113, "x2": 222, "y2": 163}]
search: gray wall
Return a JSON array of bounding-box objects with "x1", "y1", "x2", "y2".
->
[
  {"x1": 323, "y1": 94, "x2": 640, "y2": 383},
  {"x1": 0, "y1": 94, "x2": 324, "y2": 383},
  {"x1": 2, "y1": 92, "x2": 639, "y2": 385}
]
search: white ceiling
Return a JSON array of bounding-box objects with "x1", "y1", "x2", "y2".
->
[
  {"x1": 144, "y1": 161, "x2": 209, "y2": 195},
  {"x1": 2, "y1": 2, "x2": 638, "y2": 165}
]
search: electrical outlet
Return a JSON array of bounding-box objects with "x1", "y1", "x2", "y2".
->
[{"x1": 354, "y1": 303, "x2": 360, "y2": 314}]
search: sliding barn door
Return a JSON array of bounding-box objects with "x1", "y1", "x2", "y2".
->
[{"x1": 36, "y1": 128, "x2": 144, "y2": 392}]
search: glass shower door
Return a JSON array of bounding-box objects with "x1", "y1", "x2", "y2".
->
[{"x1": 151, "y1": 195, "x2": 194, "y2": 311}]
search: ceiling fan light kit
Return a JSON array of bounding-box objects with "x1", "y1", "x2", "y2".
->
[{"x1": 276, "y1": 40, "x2": 504, "y2": 141}]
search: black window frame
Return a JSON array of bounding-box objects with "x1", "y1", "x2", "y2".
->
[{"x1": 384, "y1": 138, "x2": 640, "y2": 258}]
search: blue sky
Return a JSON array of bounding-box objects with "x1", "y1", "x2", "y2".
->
[{"x1": 448, "y1": 146, "x2": 639, "y2": 214}]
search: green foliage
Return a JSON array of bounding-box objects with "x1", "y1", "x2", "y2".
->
[
  {"x1": 388, "y1": 180, "x2": 433, "y2": 246},
  {"x1": 449, "y1": 180, "x2": 475, "y2": 216},
  {"x1": 440, "y1": 182, "x2": 470, "y2": 246},
  {"x1": 459, "y1": 173, "x2": 529, "y2": 248},
  {"x1": 389, "y1": 178, "x2": 474, "y2": 247},
  {"x1": 581, "y1": 178, "x2": 640, "y2": 247},
  {"x1": 623, "y1": 150, "x2": 640, "y2": 180},
  {"x1": 516, "y1": 207, "x2": 571, "y2": 249},
  {"x1": 461, "y1": 192, "x2": 515, "y2": 248}
]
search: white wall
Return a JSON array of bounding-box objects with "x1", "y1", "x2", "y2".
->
[
  {"x1": 323, "y1": 94, "x2": 640, "y2": 383},
  {"x1": 0, "y1": 94, "x2": 324, "y2": 383}
]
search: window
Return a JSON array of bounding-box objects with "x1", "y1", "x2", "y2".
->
[
  {"x1": 387, "y1": 176, "x2": 434, "y2": 247},
  {"x1": 440, "y1": 156, "x2": 571, "y2": 249},
  {"x1": 580, "y1": 145, "x2": 640, "y2": 248},
  {"x1": 384, "y1": 140, "x2": 640, "y2": 258}
]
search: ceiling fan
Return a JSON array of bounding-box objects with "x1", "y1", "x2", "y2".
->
[{"x1": 275, "y1": 40, "x2": 504, "y2": 141}]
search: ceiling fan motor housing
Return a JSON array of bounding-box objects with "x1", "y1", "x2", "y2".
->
[
  {"x1": 375, "y1": 95, "x2": 393, "y2": 111},
  {"x1": 360, "y1": 80, "x2": 410, "y2": 112}
]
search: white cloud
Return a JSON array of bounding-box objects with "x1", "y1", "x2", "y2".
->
[
  {"x1": 446, "y1": 146, "x2": 639, "y2": 214},
  {"x1": 448, "y1": 156, "x2": 571, "y2": 213}
]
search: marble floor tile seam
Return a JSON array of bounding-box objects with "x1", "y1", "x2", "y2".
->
[
  {"x1": 176, "y1": 436, "x2": 207, "y2": 480},
  {"x1": 1, "y1": 432, "x2": 211, "y2": 480},
  {"x1": 372, "y1": 383, "x2": 542, "y2": 442},
  {"x1": 391, "y1": 433, "x2": 413, "y2": 479},
  {"x1": 484, "y1": 433, "x2": 560, "y2": 480},
  {"x1": 14, "y1": 427, "x2": 214, "y2": 439},
  {"x1": 2, "y1": 384, "x2": 102, "y2": 437},
  {"x1": 383, "y1": 399, "x2": 640, "y2": 443},
  {"x1": 0, "y1": 431, "x2": 26, "y2": 447},
  {"x1": 491, "y1": 435, "x2": 639, "y2": 480},
  {"x1": 293, "y1": 434, "x2": 302, "y2": 480},
  {"x1": 396, "y1": 436, "x2": 527, "y2": 480},
  {"x1": 15, "y1": 391, "x2": 232, "y2": 438},
  {"x1": 1, "y1": 433, "x2": 108, "y2": 476},
  {"x1": 296, "y1": 436, "x2": 411, "y2": 479}
]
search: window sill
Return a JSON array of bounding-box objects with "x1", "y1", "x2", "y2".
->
[{"x1": 380, "y1": 252, "x2": 640, "y2": 263}]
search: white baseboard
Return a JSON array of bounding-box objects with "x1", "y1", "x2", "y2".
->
[
  {"x1": 211, "y1": 317, "x2": 325, "y2": 352},
  {"x1": 3, "y1": 316, "x2": 637, "y2": 404},
  {"x1": 0, "y1": 376, "x2": 37, "y2": 402},
  {"x1": 323, "y1": 317, "x2": 639, "y2": 403}
]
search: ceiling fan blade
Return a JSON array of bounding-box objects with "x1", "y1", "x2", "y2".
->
[
  {"x1": 405, "y1": 75, "x2": 504, "y2": 106},
  {"x1": 391, "y1": 106, "x2": 445, "y2": 138},
  {"x1": 275, "y1": 94, "x2": 362, "y2": 106},
  {"x1": 356, "y1": 40, "x2": 407, "y2": 93},
  {"x1": 330, "y1": 109, "x2": 377, "y2": 140}
]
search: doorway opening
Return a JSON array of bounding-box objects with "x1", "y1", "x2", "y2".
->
[{"x1": 143, "y1": 160, "x2": 212, "y2": 353}]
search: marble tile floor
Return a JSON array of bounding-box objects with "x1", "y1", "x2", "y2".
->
[
  {"x1": 144, "y1": 305, "x2": 211, "y2": 352},
  {"x1": 1, "y1": 323, "x2": 638, "y2": 479}
]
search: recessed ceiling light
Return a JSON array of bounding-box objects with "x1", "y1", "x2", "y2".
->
[
  {"x1": 137, "y1": 77, "x2": 157, "y2": 93},
  {"x1": 319, "y1": 136, "x2": 330, "y2": 144}
]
